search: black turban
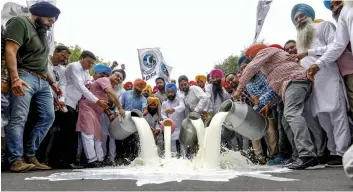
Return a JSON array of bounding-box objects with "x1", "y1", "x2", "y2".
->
[{"x1": 29, "y1": 1, "x2": 61, "y2": 20}]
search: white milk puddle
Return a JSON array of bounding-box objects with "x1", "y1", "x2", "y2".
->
[
  {"x1": 25, "y1": 151, "x2": 295, "y2": 186},
  {"x1": 26, "y1": 113, "x2": 297, "y2": 186}
]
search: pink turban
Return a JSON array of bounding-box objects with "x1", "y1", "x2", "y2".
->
[{"x1": 210, "y1": 69, "x2": 224, "y2": 79}]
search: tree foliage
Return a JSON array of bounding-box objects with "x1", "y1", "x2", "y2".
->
[
  {"x1": 214, "y1": 55, "x2": 239, "y2": 75},
  {"x1": 54, "y1": 41, "x2": 108, "y2": 75}
]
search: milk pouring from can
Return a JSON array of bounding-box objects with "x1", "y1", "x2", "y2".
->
[
  {"x1": 179, "y1": 112, "x2": 201, "y2": 147},
  {"x1": 109, "y1": 109, "x2": 143, "y2": 140},
  {"x1": 219, "y1": 100, "x2": 267, "y2": 140}
]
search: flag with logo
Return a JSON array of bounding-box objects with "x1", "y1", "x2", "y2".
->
[
  {"x1": 253, "y1": 0, "x2": 273, "y2": 43},
  {"x1": 137, "y1": 47, "x2": 172, "y2": 84},
  {"x1": 1, "y1": 0, "x2": 56, "y2": 55}
]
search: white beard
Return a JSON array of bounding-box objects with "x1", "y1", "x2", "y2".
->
[
  {"x1": 344, "y1": 0, "x2": 353, "y2": 7},
  {"x1": 296, "y1": 18, "x2": 315, "y2": 52}
]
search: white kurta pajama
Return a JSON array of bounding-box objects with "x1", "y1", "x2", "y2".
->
[
  {"x1": 101, "y1": 85, "x2": 125, "y2": 162},
  {"x1": 205, "y1": 84, "x2": 231, "y2": 114},
  {"x1": 300, "y1": 21, "x2": 351, "y2": 156},
  {"x1": 161, "y1": 95, "x2": 186, "y2": 153}
]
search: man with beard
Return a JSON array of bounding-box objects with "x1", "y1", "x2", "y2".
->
[
  {"x1": 117, "y1": 78, "x2": 147, "y2": 164},
  {"x1": 154, "y1": 77, "x2": 167, "y2": 102},
  {"x1": 123, "y1": 81, "x2": 133, "y2": 91},
  {"x1": 291, "y1": 3, "x2": 351, "y2": 165},
  {"x1": 221, "y1": 80, "x2": 233, "y2": 94},
  {"x1": 305, "y1": 0, "x2": 352, "y2": 81},
  {"x1": 205, "y1": 69, "x2": 231, "y2": 114},
  {"x1": 284, "y1": 40, "x2": 298, "y2": 55},
  {"x1": 144, "y1": 97, "x2": 162, "y2": 147},
  {"x1": 142, "y1": 85, "x2": 152, "y2": 98},
  {"x1": 178, "y1": 75, "x2": 208, "y2": 118},
  {"x1": 4, "y1": 2, "x2": 62, "y2": 172},
  {"x1": 233, "y1": 43, "x2": 319, "y2": 170},
  {"x1": 161, "y1": 83, "x2": 185, "y2": 155},
  {"x1": 195, "y1": 75, "x2": 207, "y2": 92}
]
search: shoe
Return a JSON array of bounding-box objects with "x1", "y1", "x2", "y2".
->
[
  {"x1": 326, "y1": 155, "x2": 342, "y2": 167},
  {"x1": 85, "y1": 161, "x2": 103, "y2": 168},
  {"x1": 240, "y1": 149, "x2": 258, "y2": 164},
  {"x1": 103, "y1": 158, "x2": 116, "y2": 166},
  {"x1": 287, "y1": 157, "x2": 319, "y2": 170},
  {"x1": 26, "y1": 157, "x2": 52, "y2": 170},
  {"x1": 267, "y1": 154, "x2": 283, "y2": 166},
  {"x1": 10, "y1": 159, "x2": 36, "y2": 172},
  {"x1": 318, "y1": 156, "x2": 329, "y2": 165}
]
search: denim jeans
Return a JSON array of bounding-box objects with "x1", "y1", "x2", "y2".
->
[{"x1": 5, "y1": 70, "x2": 54, "y2": 163}]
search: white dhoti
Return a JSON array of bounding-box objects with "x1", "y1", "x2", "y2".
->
[
  {"x1": 101, "y1": 113, "x2": 116, "y2": 161},
  {"x1": 81, "y1": 132, "x2": 104, "y2": 163},
  {"x1": 317, "y1": 86, "x2": 351, "y2": 156}
]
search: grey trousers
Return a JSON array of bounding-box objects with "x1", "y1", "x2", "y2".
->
[
  {"x1": 343, "y1": 144, "x2": 353, "y2": 181},
  {"x1": 283, "y1": 80, "x2": 317, "y2": 157}
]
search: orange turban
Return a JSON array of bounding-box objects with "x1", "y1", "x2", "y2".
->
[
  {"x1": 245, "y1": 43, "x2": 268, "y2": 60},
  {"x1": 269, "y1": 44, "x2": 283, "y2": 50},
  {"x1": 123, "y1": 81, "x2": 133, "y2": 90},
  {"x1": 147, "y1": 96, "x2": 160, "y2": 106},
  {"x1": 134, "y1": 78, "x2": 147, "y2": 89},
  {"x1": 195, "y1": 75, "x2": 206, "y2": 84},
  {"x1": 189, "y1": 81, "x2": 197, "y2": 86}
]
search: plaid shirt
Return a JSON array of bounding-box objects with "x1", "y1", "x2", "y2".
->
[
  {"x1": 237, "y1": 47, "x2": 307, "y2": 99},
  {"x1": 245, "y1": 73, "x2": 281, "y2": 111}
]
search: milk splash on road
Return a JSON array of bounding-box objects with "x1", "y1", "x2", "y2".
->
[{"x1": 26, "y1": 113, "x2": 294, "y2": 186}]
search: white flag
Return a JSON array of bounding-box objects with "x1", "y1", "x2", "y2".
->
[
  {"x1": 137, "y1": 47, "x2": 172, "y2": 84},
  {"x1": 1, "y1": 0, "x2": 56, "y2": 56},
  {"x1": 253, "y1": 0, "x2": 273, "y2": 43}
]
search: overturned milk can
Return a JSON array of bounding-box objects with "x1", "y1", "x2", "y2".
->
[
  {"x1": 109, "y1": 109, "x2": 143, "y2": 140},
  {"x1": 179, "y1": 112, "x2": 201, "y2": 147},
  {"x1": 219, "y1": 100, "x2": 267, "y2": 140}
]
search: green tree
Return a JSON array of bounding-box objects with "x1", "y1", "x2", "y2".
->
[{"x1": 214, "y1": 55, "x2": 239, "y2": 75}]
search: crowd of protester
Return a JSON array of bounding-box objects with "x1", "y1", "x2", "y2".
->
[{"x1": 0, "y1": 0, "x2": 352, "y2": 181}]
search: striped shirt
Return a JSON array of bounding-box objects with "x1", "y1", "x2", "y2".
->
[{"x1": 236, "y1": 47, "x2": 307, "y2": 99}]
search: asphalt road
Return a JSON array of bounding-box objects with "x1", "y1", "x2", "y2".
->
[{"x1": 2, "y1": 167, "x2": 353, "y2": 191}]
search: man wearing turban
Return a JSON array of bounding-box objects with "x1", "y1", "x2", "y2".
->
[
  {"x1": 178, "y1": 75, "x2": 208, "y2": 118},
  {"x1": 144, "y1": 97, "x2": 162, "y2": 139},
  {"x1": 123, "y1": 81, "x2": 133, "y2": 91},
  {"x1": 118, "y1": 78, "x2": 148, "y2": 163},
  {"x1": 195, "y1": 75, "x2": 207, "y2": 91},
  {"x1": 233, "y1": 43, "x2": 321, "y2": 170},
  {"x1": 142, "y1": 85, "x2": 153, "y2": 98},
  {"x1": 303, "y1": 0, "x2": 352, "y2": 81},
  {"x1": 161, "y1": 83, "x2": 185, "y2": 156},
  {"x1": 205, "y1": 69, "x2": 231, "y2": 114},
  {"x1": 93, "y1": 64, "x2": 112, "y2": 80},
  {"x1": 3, "y1": 1, "x2": 63, "y2": 172},
  {"x1": 189, "y1": 81, "x2": 197, "y2": 86},
  {"x1": 291, "y1": 3, "x2": 351, "y2": 166}
]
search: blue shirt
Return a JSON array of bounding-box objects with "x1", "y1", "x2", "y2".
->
[
  {"x1": 121, "y1": 90, "x2": 147, "y2": 111},
  {"x1": 245, "y1": 73, "x2": 281, "y2": 111}
]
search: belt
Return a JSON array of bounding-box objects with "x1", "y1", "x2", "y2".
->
[{"x1": 26, "y1": 70, "x2": 47, "y2": 80}]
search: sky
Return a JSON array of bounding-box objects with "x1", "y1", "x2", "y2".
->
[{"x1": 1, "y1": 0, "x2": 336, "y2": 83}]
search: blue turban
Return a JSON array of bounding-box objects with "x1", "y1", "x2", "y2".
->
[
  {"x1": 93, "y1": 64, "x2": 112, "y2": 74},
  {"x1": 29, "y1": 1, "x2": 61, "y2": 20},
  {"x1": 165, "y1": 83, "x2": 177, "y2": 93},
  {"x1": 323, "y1": 1, "x2": 332, "y2": 10},
  {"x1": 237, "y1": 55, "x2": 251, "y2": 68},
  {"x1": 291, "y1": 3, "x2": 315, "y2": 24}
]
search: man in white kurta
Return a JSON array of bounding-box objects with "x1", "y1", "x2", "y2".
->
[
  {"x1": 178, "y1": 75, "x2": 208, "y2": 117},
  {"x1": 292, "y1": 4, "x2": 351, "y2": 165},
  {"x1": 161, "y1": 83, "x2": 186, "y2": 154},
  {"x1": 306, "y1": 1, "x2": 353, "y2": 78}
]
